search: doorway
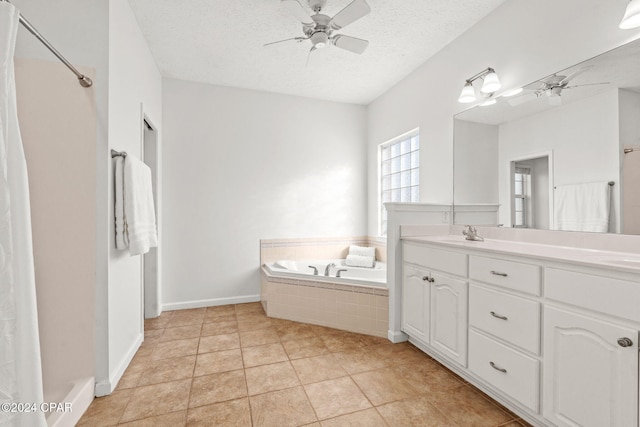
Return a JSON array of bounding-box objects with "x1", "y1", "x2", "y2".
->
[
  {"x1": 508, "y1": 153, "x2": 552, "y2": 229},
  {"x1": 142, "y1": 116, "x2": 160, "y2": 318}
]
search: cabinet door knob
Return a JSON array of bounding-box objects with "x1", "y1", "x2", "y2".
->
[
  {"x1": 422, "y1": 276, "x2": 429, "y2": 282},
  {"x1": 490, "y1": 311, "x2": 508, "y2": 321},
  {"x1": 489, "y1": 361, "x2": 507, "y2": 373},
  {"x1": 490, "y1": 270, "x2": 508, "y2": 277},
  {"x1": 617, "y1": 337, "x2": 634, "y2": 347}
]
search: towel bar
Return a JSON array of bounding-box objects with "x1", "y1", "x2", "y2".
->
[{"x1": 111, "y1": 149, "x2": 127, "y2": 158}]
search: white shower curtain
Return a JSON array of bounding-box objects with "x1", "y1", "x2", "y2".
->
[{"x1": 0, "y1": 3, "x2": 46, "y2": 427}]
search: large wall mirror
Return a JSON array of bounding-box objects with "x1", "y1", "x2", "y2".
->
[{"x1": 453, "y1": 38, "x2": 640, "y2": 234}]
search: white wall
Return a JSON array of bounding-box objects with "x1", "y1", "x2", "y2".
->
[
  {"x1": 162, "y1": 78, "x2": 367, "y2": 308},
  {"x1": 367, "y1": 0, "x2": 640, "y2": 236},
  {"x1": 102, "y1": 0, "x2": 162, "y2": 395},
  {"x1": 453, "y1": 120, "x2": 499, "y2": 204},
  {"x1": 499, "y1": 89, "x2": 620, "y2": 231}
]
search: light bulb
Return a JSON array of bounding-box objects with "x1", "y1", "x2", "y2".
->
[
  {"x1": 620, "y1": 0, "x2": 640, "y2": 29},
  {"x1": 458, "y1": 82, "x2": 476, "y2": 103},
  {"x1": 481, "y1": 70, "x2": 501, "y2": 93}
]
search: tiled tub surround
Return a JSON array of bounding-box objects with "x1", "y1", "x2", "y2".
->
[
  {"x1": 260, "y1": 236, "x2": 389, "y2": 337},
  {"x1": 77, "y1": 303, "x2": 532, "y2": 426},
  {"x1": 398, "y1": 229, "x2": 640, "y2": 427}
]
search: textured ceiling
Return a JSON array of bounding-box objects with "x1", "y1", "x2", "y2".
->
[{"x1": 127, "y1": 0, "x2": 507, "y2": 105}]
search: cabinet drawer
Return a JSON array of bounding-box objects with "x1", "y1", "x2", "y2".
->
[
  {"x1": 468, "y1": 330, "x2": 540, "y2": 413},
  {"x1": 469, "y1": 256, "x2": 540, "y2": 295},
  {"x1": 469, "y1": 285, "x2": 540, "y2": 354},
  {"x1": 403, "y1": 243, "x2": 467, "y2": 276},
  {"x1": 545, "y1": 268, "x2": 640, "y2": 322}
]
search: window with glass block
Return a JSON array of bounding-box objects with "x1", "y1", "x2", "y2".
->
[{"x1": 380, "y1": 131, "x2": 420, "y2": 235}]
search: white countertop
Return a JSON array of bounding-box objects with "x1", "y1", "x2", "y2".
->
[{"x1": 402, "y1": 235, "x2": 640, "y2": 274}]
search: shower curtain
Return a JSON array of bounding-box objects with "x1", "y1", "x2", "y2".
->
[{"x1": 0, "y1": 3, "x2": 46, "y2": 427}]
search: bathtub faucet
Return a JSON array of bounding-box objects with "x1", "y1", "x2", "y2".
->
[
  {"x1": 308, "y1": 266, "x2": 318, "y2": 276},
  {"x1": 324, "y1": 263, "x2": 335, "y2": 276},
  {"x1": 336, "y1": 269, "x2": 348, "y2": 278}
]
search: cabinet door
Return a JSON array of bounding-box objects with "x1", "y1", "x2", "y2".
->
[
  {"x1": 430, "y1": 273, "x2": 468, "y2": 366},
  {"x1": 402, "y1": 264, "x2": 430, "y2": 343},
  {"x1": 543, "y1": 306, "x2": 639, "y2": 427}
]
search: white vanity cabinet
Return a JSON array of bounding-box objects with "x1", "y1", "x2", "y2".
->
[
  {"x1": 399, "y1": 236, "x2": 640, "y2": 427},
  {"x1": 401, "y1": 243, "x2": 468, "y2": 366}
]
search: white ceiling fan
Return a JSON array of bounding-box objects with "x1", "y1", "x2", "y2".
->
[
  {"x1": 508, "y1": 67, "x2": 609, "y2": 106},
  {"x1": 265, "y1": 0, "x2": 371, "y2": 64}
]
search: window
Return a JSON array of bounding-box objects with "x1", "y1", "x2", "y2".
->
[
  {"x1": 513, "y1": 166, "x2": 530, "y2": 227},
  {"x1": 379, "y1": 130, "x2": 420, "y2": 235}
]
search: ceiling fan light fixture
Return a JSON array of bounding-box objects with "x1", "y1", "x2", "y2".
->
[
  {"x1": 458, "y1": 82, "x2": 476, "y2": 103},
  {"x1": 620, "y1": 0, "x2": 640, "y2": 29},
  {"x1": 502, "y1": 87, "x2": 523, "y2": 97},
  {"x1": 481, "y1": 69, "x2": 501, "y2": 93},
  {"x1": 310, "y1": 31, "x2": 329, "y2": 48}
]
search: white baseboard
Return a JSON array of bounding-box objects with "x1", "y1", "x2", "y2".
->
[
  {"x1": 388, "y1": 329, "x2": 409, "y2": 343},
  {"x1": 162, "y1": 294, "x2": 260, "y2": 311},
  {"x1": 94, "y1": 332, "x2": 143, "y2": 397},
  {"x1": 46, "y1": 377, "x2": 94, "y2": 427}
]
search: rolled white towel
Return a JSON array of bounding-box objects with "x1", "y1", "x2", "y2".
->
[
  {"x1": 345, "y1": 254, "x2": 375, "y2": 268},
  {"x1": 349, "y1": 245, "x2": 375, "y2": 258}
]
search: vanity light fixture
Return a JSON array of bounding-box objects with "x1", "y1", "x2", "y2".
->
[
  {"x1": 480, "y1": 98, "x2": 497, "y2": 106},
  {"x1": 457, "y1": 67, "x2": 502, "y2": 103},
  {"x1": 502, "y1": 87, "x2": 523, "y2": 97},
  {"x1": 620, "y1": 0, "x2": 640, "y2": 29}
]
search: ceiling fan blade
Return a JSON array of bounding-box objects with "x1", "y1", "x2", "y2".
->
[
  {"x1": 264, "y1": 36, "x2": 308, "y2": 47},
  {"x1": 282, "y1": 0, "x2": 314, "y2": 25},
  {"x1": 329, "y1": 0, "x2": 371, "y2": 30},
  {"x1": 523, "y1": 81, "x2": 546, "y2": 91},
  {"x1": 564, "y1": 82, "x2": 610, "y2": 89},
  {"x1": 559, "y1": 66, "x2": 592, "y2": 84},
  {"x1": 332, "y1": 35, "x2": 369, "y2": 54}
]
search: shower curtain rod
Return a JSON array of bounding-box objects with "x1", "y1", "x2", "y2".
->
[{"x1": 1, "y1": 0, "x2": 93, "y2": 87}]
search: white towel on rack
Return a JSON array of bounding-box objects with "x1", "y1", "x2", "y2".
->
[
  {"x1": 123, "y1": 155, "x2": 158, "y2": 255},
  {"x1": 553, "y1": 182, "x2": 611, "y2": 232},
  {"x1": 114, "y1": 156, "x2": 129, "y2": 249}
]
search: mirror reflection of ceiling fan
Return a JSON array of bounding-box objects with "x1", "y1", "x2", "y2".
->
[
  {"x1": 507, "y1": 67, "x2": 609, "y2": 106},
  {"x1": 265, "y1": 0, "x2": 371, "y2": 65}
]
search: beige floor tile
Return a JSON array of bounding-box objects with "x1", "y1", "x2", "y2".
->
[
  {"x1": 194, "y1": 349, "x2": 243, "y2": 377},
  {"x1": 120, "y1": 379, "x2": 191, "y2": 423},
  {"x1": 282, "y1": 336, "x2": 329, "y2": 360},
  {"x1": 131, "y1": 346, "x2": 154, "y2": 365},
  {"x1": 320, "y1": 334, "x2": 367, "y2": 353},
  {"x1": 249, "y1": 386, "x2": 317, "y2": 427},
  {"x1": 117, "y1": 410, "x2": 187, "y2": 426},
  {"x1": 377, "y1": 395, "x2": 457, "y2": 427},
  {"x1": 237, "y1": 317, "x2": 272, "y2": 332},
  {"x1": 201, "y1": 321, "x2": 238, "y2": 336},
  {"x1": 235, "y1": 302, "x2": 265, "y2": 314},
  {"x1": 166, "y1": 312, "x2": 205, "y2": 328},
  {"x1": 116, "y1": 362, "x2": 145, "y2": 391},
  {"x1": 352, "y1": 367, "x2": 419, "y2": 406},
  {"x1": 320, "y1": 408, "x2": 387, "y2": 427},
  {"x1": 144, "y1": 314, "x2": 173, "y2": 331},
  {"x1": 204, "y1": 311, "x2": 237, "y2": 324},
  {"x1": 334, "y1": 347, "x2": 389, "y2": 375},
  {"x1": 138, "y1": 355, "x2": 196, "y2": 387},
  {"x1": 239, "y1": 328, "x2": 281, "y2": 348},
  {"x1": 276, "y1": 323, "x2": 317, "y2": 342},
  {"x1": 142, "y1": 329, "x2": 165, "y2": 347},
  {"x1": 198, "y1": 333, "x2": 240, "y2": 353},
  {"x1": 245, "y1": 361, "x2": 300, "y2": 395},
  {"x1": 206, "y1": 305, "x2": 236, "y2": 314},
  {"x1": 151, "y1": 338, "x2": 199, "y2": 361},
  {"x1": 242, "y1": 343, "x2": 289, "y2": 367},
  {"x1": 186, "y1": 398, "x2": 252, "y2": 427},
  {"x1": 189, "y1": 369, "x2": 247, "y2": 408},
  {"x1": 159, "y1": 325, "x2": 202, "y2": 342},
  {"x1": 427, "y1": 384, "x2": 512, "y2": 427},
  {"x1": 392, "y1": 361, "x2": 465, "y2": 394},
  {"x1": 291, "y1": 354, "x2": 348, "y2": 384},
  {"x1": 77, "y1": 389, "x2": 133, "y2": 426},
  {"x1": 304, "y1": 376, "x2": 371, "y2": 420}
]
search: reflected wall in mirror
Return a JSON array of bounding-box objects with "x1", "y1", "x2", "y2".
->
[{"x1": 454, "y1": 38, "x2": 640, "y2": 234}]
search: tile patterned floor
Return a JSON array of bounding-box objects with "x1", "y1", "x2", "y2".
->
[{"x1": 78, "y1": 303, "x2": 533, "y2": 426}]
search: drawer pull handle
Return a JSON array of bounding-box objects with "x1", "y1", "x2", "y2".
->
[
  {"x1": 489, "y1": 361, "x2": 507, "y2": 373},
  {"x1": 618, "y1": 337, "x2": 634, "y2": 347},
  {"x1": 490, "y1": 271, "x2": 508, "y2": 277},
  {"x1": 490, "y1": 311, "x2": 508, "y2": 321}
]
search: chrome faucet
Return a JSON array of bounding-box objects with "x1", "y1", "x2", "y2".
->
[
  {"x1": 463, "y1": 225, "x2": 484, "y2": 241},
  {"x1": 308, "y1": 265, "x2": 318, "y2": 276},
  {"x1": 324, "y1": 263, "x2": 335, "y2": 276},
  {"x1": 336, "y1": 269, "x2": 348, "y2": 278}
]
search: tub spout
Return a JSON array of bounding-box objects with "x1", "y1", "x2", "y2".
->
[
  {"x1": 308, "y1": 265, "x2": 318, "y2": 275},
  {"x1": 336, "y1": 269, "x2": 348, "y2": 278},
  {"x1": 324, "y1": 263, "x2": 336, "y2": 276}
]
